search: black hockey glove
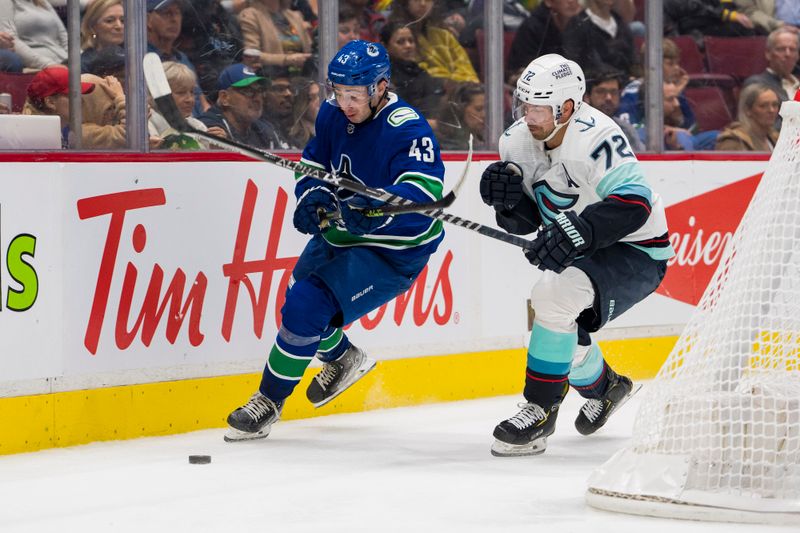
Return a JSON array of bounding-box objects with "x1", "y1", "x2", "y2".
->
[
  {"x1": 293, "y1": 186, "x2": 339, "y2": 235},
  {"x1": 524, "y1": 211, "x2": 593, "y2": 273},
  {"x1": 480, "y1": 161, "x2": 524, "y2": 210},
  {"x1": 340, "y1": 194, "x2": 388, "y2": 235}
]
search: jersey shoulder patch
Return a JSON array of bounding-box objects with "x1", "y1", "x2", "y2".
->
[{"x1": 387, "y1": 107, "x2": 420, "y2": 127}]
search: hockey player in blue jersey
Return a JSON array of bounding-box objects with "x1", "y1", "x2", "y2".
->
[
  {"x1": 480, "y1": 54, "x2": 675, "y2": 456},
  {"x1": 225, "y1": 40, "x2": 446, "y2": 442}
]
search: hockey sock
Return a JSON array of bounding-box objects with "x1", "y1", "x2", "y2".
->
[
  {"x1": 523, "y1": 321, "x2": 576, "y2": 407},
  {"x1": 260, "y1": 276, "x2": 341, "y2": 401},
  {"x1": 569, "y1": 343, "x2": 610, "y2": 399},
  {"x1": 316, "y1": 327, "x2": 351, "y2": 363}
]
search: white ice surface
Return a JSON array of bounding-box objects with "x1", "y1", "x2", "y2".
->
[{"x1": 1, "y1": 390, "x2": 796, "y2": 533}]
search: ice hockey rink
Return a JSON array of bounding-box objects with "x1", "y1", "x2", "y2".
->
[{"x1": 0, "y1": 389, "x2": 795, "y2": 533}]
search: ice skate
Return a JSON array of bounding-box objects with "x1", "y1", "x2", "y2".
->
[
  {"x1": 224, "y1": 392, "x2": 284, "y2": 442},
  {"x1": 574, "y1": 369, "x2": 640, "y2": 436},
  {"x1": 491, "y1": 402, "x2": 559, "y2": 457},
  {"x1": 306, "y1": 344, "x2": 376, "y2": 407}
]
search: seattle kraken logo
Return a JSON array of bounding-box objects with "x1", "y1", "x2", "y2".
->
[{"x1": 532, "y1": 181, "x2": 579, "y2": 224}]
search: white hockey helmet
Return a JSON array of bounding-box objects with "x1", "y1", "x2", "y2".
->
[{"x1": 513, "y1": 54, "x2": 585, "y2": 122}]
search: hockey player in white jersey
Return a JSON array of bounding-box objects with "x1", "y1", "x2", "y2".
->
[{"x1": 481, "y1": 54, "x2": 675, "y2": 457}]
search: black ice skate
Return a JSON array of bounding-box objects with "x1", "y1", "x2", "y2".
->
[
  {"x1": 491, "y1": 402, "x2": 559, "y2": 457},
  {"x1": 574, "y1": 369, "x2": 641, "y2": 436},
  {"x1": 224, "y1": 392, "x2": 284, "y2": 442},
  {"x1": 306, "y1": 344, "x2": 376, "y2": 407}
]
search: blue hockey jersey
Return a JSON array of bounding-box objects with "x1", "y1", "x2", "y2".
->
[{"x1": 296, "y1": 93, "x2": 445, "y2": 264}]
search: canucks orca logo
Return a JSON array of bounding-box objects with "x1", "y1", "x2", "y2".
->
[
  {"x1": 332, "y1": 154, "x2": 364, "y2": 200},
  {"x1": 532, "y1": 181, "x2": 579, "y2": 224}
]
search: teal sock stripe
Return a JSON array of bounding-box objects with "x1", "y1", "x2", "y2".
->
[
  {"x1": 568, "y1": 344, "x2": 605, "y2": 387},
  {"x1": 527, "y1": 322, "x2": 576, "y2": 376}
]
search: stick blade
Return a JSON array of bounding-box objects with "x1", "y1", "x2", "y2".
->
[{"x1": 142, "y1": 52, "x2": 192, "y2": 132}]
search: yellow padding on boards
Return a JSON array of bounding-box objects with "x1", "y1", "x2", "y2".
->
[{"x1": 0, "y1": 337, "x2": 677, "y2": 456}]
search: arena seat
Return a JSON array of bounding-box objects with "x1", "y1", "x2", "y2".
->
[
  {"x1": 684, "y1": 85, "x2": 734, "y2": 131},
  {"x1": 671, "y1": 35, "x2": 706, "y2": 74},
  {"x1": 704, "y1": 36, "x2": 768, "y2": 82},
  {"x1": 0, "y1": 72, "x2": 35, "y2": 113}
]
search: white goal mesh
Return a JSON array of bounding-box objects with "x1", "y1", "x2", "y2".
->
[{"x1": 586, "y1": 101, "x2": 800, "y2": 525}]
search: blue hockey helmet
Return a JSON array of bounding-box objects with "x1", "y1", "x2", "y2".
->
[{"x1": 327, "y1": 40, "x2": 391, "y2": 97}]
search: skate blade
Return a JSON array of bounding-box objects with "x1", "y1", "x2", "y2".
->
[
  {"x1": 223, "y1": 426, "x2": 272, "y2": 442},
  {"x1": 608, "y1": 383, "x2": 642, "y2": 418},
  {"x1": 311, "y1": 357, "x2": 377, "y2": 408},
  {"x1": 490, "y1": 437, "x2": 547, "y2": 457}
]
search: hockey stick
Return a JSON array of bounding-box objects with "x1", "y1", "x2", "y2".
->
[{"x1": 143, "y1": 53, "x2": 535, "y2": 250}]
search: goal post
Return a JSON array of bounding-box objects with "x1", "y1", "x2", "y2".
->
[{"x1": 585, "y1": 101, "x2": 800, "y2": 525}]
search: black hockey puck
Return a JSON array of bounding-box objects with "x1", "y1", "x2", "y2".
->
[{"x1": 188, "y1": 455, "x2": 211, "y2": 464}]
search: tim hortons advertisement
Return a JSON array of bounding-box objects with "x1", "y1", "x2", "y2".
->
[{"x1": 0, "y1": 157, "x2": 769, "y2": 392}]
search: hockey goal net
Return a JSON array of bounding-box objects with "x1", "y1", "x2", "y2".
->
[{"x1": 586, "y1": 101, "x2": 800, "y2": 525}]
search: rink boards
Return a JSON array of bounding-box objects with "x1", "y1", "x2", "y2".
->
[{"x1": 0, "y1": 152, "x2": 769, "y2": 454}]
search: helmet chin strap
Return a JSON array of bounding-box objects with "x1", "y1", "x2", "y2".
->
[
  {"x1": 366, "y1": 85, "x2": 389, "y2": 122},
  {"x1": 541, "y1": 101, "x2": 574, "y2": 144}
]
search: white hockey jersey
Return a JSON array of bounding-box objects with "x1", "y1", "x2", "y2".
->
[{"x1": 499, "y1": 102, "x2": 674, "y2": 261}]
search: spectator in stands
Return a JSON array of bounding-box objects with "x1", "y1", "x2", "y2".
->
[
  {"x1": 618, "y1": 39, "x2": 708, "y2": 141},
  {"x1": 338, "y1": 5, "x2": 363, "y2": 48},
  {"x1": 147, "y1": 0, "x2": 197, "y2": 70},
  {"x1": 389, "y1": 0, "x2": 479, "y2": 84},
  {"x1": 380, "y1": 20, "x2": 446, "y2": 123},
  {"x1": 149, "y1": 61, "x2": 227, "y2": 143},
  {"x1": 287, "y1": 77, "x2": 320, "y2": 147},
  {"x1": 345, "y1": 0, "x2": 386, "y2": 42},
  {"x1": 239, "y1": 0, "x2": 312, "y2": 75},
  {"x1": 80, "y1": 0, "x2": 124, "y2": 73},
  {"x1": 585, "y1": 69, "x2": 644, "y2": 151},
  {"x1": 0, "y1": 0, "x2": 68, "y2": 70},
  {"x1": 664, "y1": 0, "x2": 757, "y2": 39},
  {"x1": 619, "y1": 80, "x2": 717, "y2": 150},
  {"x1": 22, "y1": 66, "x2": 94, "y2": 147},
  {"x1": 562, "y1": 0, "x2": 637, "y2": 79},
  {"x1": 261, "y1": 66, "x2": 294, "y2": 147},
  {"x1": 84, "y1": 45, "x2": 125, "y2": 79},
  {"x1": 736, "y1": 0, "x2": 800, "y2": 33},
  {"x1": 80, "y1": 71, "x2": 136, "y2": 149},
  {"x1": 0, "y1": 31, "x2": 23, "y2": 72},
  {"x1": 775, "y1": 0, "x2": 800, "y2": 27},
  {"x1": 199, "y1": 62, "x2": 287, "y2": 149},
  {"x1": 506, "y1": 0, "x2": 581, "y2": 84},
  {"x1": 436, "y1": 82, "x2": 486, "y2": 150},
  {"x1": 715, "y1": 83, "x2": 780, "y2": 151},
  {"x1": 179, "y1": 0, "x2": 245, "y2": 97},
  {"x1": 743, "y1": 27, "x2": 800, "y2": 104}
]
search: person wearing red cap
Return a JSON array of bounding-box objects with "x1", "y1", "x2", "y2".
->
[{"x1": 23, "y1": 66, "x2": 94, "y2": 147}]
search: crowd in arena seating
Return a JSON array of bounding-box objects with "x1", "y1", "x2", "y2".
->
[{"x1": 0, "y1": 0, "x2": 796, "y2": 152}]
